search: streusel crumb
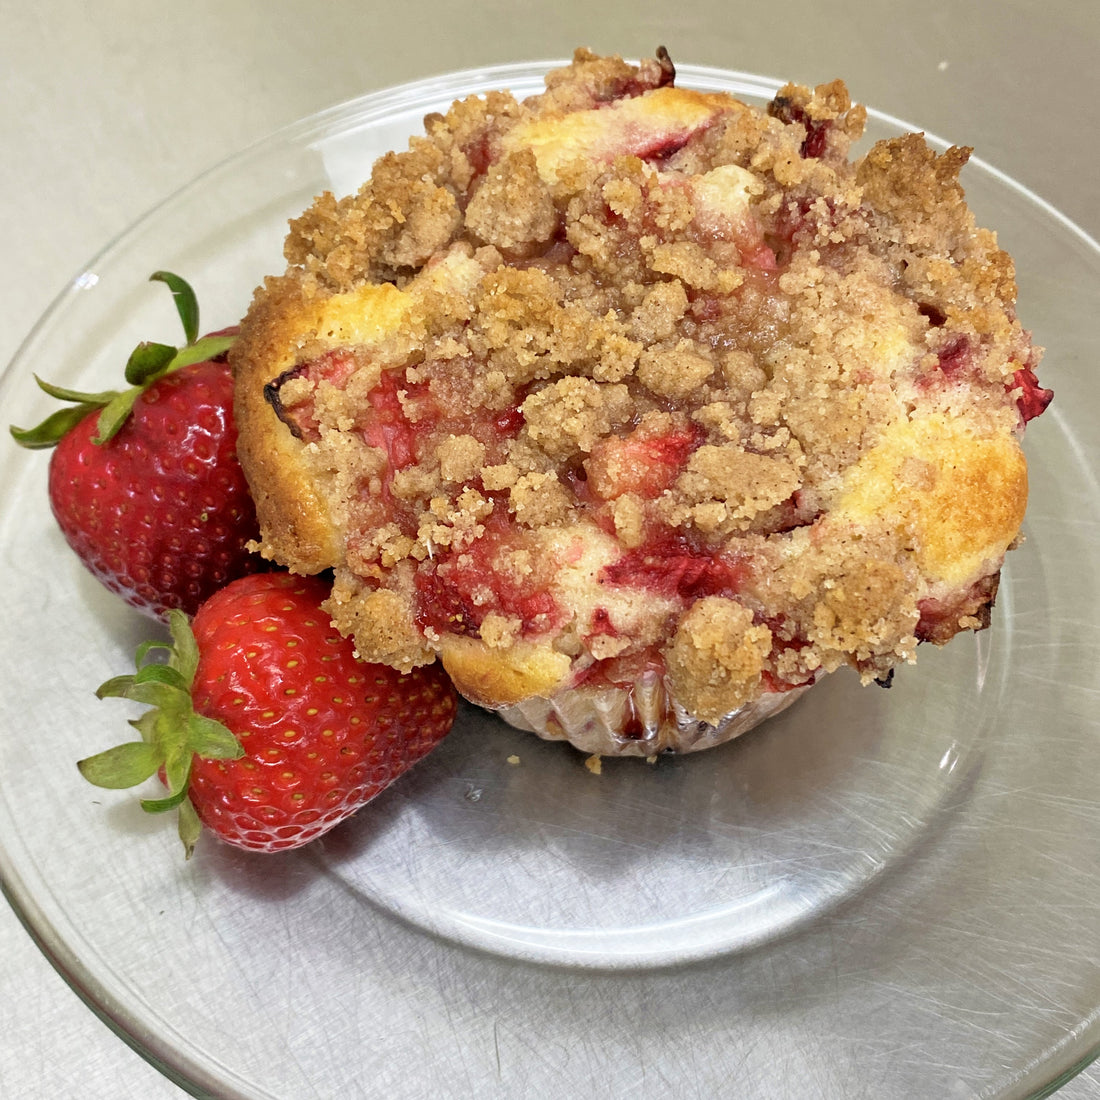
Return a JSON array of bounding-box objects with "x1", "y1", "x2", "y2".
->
[{"x1": 232, "y1": 48, "x2": 1050, "y2": 753}]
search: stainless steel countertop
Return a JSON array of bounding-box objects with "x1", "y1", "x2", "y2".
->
[{"x1": 2, "y1": 2, "x2": 1098, "y2": 1096}]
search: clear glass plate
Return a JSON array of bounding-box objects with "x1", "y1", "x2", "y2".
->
[{"x1": 1, "y1": 62, "x2": 1097, "y2": 1099}]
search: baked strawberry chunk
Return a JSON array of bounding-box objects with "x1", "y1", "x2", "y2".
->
[
  {"x1": 1012, "y1": 365, "x2": 1054, "y2": 424},
  {"x1": 415, "y1": 516, "x2": 565, "y2": 639},
  {"x1": 601, "y1": 537, "x2": 748, "y2": 601}
]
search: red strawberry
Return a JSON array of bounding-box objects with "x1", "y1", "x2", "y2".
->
[
  {"x1": 78, "y1": 572, "x2": 457, "y2": 856},
  {"x1": 585, "y1": 422, "x2": 700, "y2": 500},
  {"x1": 10, "y1": 271, "x2": 262, "y2": 619}
]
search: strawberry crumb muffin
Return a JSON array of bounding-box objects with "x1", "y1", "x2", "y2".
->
[{"x1": 232, "y1": 48, "x2": 1051, "y2": 756}]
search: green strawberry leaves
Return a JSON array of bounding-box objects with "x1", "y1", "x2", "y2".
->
[
  {"x1": 124, "y1": 341, "x2": 177, "y2": 386},
  {"x1": 177, "y1": 798, "x2": 203, "y2": 857},
  {"x1": 8, "y1": 391, "x2": 106, "y2": 449},
  {"x1": 151, "y1": 270, "x2": 200, "y2": 345},
  {"x1": 9, "y1": 271, "x2": 235, "y2": 450},
  {"x1": 77, "y1": 741, "x2": 162, "y2": 789},
  {"x1": 79, "y1": 609, "x2": 243, "y2": 858}
]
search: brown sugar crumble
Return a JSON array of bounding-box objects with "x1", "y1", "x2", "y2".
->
[{"x1": 232, "y1": 48, "x2": 1050, "y2": 751}]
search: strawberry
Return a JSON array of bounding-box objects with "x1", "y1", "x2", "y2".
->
[
  {"x1": 585, "y1": 422, "x2": 700, "y2": 500},
  {"x1": 10, "y1": 271, "x2": 262, "y2": 619},
  {"x1": 78, "y1": 572, "x2": 458, "y2": 856}
]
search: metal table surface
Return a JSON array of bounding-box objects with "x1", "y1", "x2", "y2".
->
[{"x1": 1, "y1": 2, "x2": 1097, "y2": 1096}]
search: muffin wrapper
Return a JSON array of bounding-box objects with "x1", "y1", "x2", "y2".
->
[{"x1": 494, "y1": 671, "x2": 811, "y2": 757}]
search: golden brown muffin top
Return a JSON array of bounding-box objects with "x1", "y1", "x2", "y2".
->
[{"x1": 232, "y1": 48, "x2": 1047, "y2": 720}]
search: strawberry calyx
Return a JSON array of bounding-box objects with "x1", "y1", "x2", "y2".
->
[
  {"x1": 78, "y1": 609, "x2": 243, "y2": 858},
  {"x1": 10, "y1": 270, "x2": 235, "y2": 450}
]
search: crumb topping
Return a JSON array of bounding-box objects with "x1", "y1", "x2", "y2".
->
[
  {"x1": 665, "y1": 596, "x2": 772, "y2": 722},
  {"x1": 233, "y1": 48, "x2": 1048, "y2": 715}
]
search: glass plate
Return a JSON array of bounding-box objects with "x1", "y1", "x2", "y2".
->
[{"x1": 1, "y1": 62, "x2": 1098, "y2": 1099}]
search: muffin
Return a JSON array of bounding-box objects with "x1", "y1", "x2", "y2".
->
[{"x1": 232, "y1": 48, "x2": 1051, "y2": 756}]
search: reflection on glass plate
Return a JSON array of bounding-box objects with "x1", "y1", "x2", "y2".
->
[{"x1": 0, "y1": 63, "x2": 1098, "y2": 1099}]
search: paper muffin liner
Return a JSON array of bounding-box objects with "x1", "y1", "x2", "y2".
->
[{"x1": 495, "y1": 671, "x2": 811, "y2": 757}]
